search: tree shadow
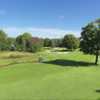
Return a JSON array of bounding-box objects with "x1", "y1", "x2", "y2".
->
[
  {"x1": 53, "y1": 49, "x2": 70, "y2": 52},
  {"x1": 96, "y1": 89, "x2": 100, "y2": 93},
  {"x1": 44, "y1": 59, "x2": 95, "y2": 67}
]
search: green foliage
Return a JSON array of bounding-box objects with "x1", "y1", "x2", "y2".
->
[
  {"x1": 0, "y1": 30, "x2": 7, "y2": 42},
  {"x1": 80, "y1": 23, "x2": 97, "y2": 54},
  {"x1": 0, "y1": 30, "x2": 8, "y2": 50},
  {"x1": 0, "y1": 42, "x2": 9, "y2": 50},
  {"x1": 31, "y1": 43, "x2": 43, "y2": 53},
  {"x1": 43, "y1": 38, "x2": 52, "y2": 47},
  {"x1": 7, "y1": 37, "x2": 15, "y2": 45},
  {"x1": 51, "y1": 39, "x2": 62, "y2": 47},
  {"x1": 22, "y1": 32, "x2": 32, "y2": 40},
  {"x1": 63, "y1": 34, "x2": 79, "y2": 50},
  {"x1": 44, "y1": 38, "x2": 63, "y2": 47},
  {"x1": 16, "y1": 33, "x2": 32, "y2": 51},
  {"x1": 6, "y1": 37, "x2": 16, "y2": 51},
  {"x1": 80, "y1": 20, "x2": 100, "y2": 64}
]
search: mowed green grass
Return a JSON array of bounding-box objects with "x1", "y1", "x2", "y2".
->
[{"x1": 0, "y1": 51, "x2": 100, "y2": 100}]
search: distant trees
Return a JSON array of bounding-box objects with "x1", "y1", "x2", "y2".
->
[
  {"x1": 0, "y1": 31, "x2": 43, "y2": 53},
  {"x1": 7, "y1": 37, "x2": 16, "y2": 51},
  {"x1": 80, "y1": 19, "x2": 100, "y2": 65},
  {"x1": 0, "y1": 29, "x2": 80, "y2": 52},
  {"x1": 31, "y1": 37, "x2": 43, "y2": 52},
  {"x1": 62, "y1": 34, "x2": 80, "y2": 50},
  {"x1": 16, "y1": 33, "x2": 32, "y2": 51},
  {"x1": 51, "y1": 39, "x2": 62, "y2": 47},
  {"x1": 43, "y1": 38, "x2": 52, "y2": 47},
  {"x1": 0, "y1": 30, "x2": 7, "y2": 40},
  {"x1": 43, "y1": 34, "x2": 80, "y2": 51},
  {"x1": 0, "y1": 30, "x2": 8, "y2": 50},
  {"x1": 43, "y1": 38, "x2": 63, "y2": 47},
  {"x1": 0, "y1": 29, "x2": 80, "y2": 53},
  {"x1": 0, "y1": 30, "x2": 16, "y2": 51},
  {"x1": 0, "y1": 19, "x2": 100, "y2": 65},
  {"x1": 16, "y1": 33, "x2": 43, "y2": 52}
]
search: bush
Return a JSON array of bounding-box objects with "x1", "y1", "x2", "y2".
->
[
  {"x1": 63, "y1": 34, "x2": 80, "y2": 50},
  {"x1": 0, "y1": 43, "x2": 9, "y2": 50},
  {"x1": 8, "y1": 54, "x2": 23, "y2": 59},
  {"x1": 31, "y1": 43, "x2": 42, "y2": 53}
]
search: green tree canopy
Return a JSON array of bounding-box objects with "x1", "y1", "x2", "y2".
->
[
  {"x1": 80, "y1": 20, "x2": 100, "y2": 65},
  {"x1": 16, "y1": 33, "x2": 32, "y2": 51},
  {"x1": 0, "y1": 30, "x2": 7, "y2": 42},
  {"x1": 0, "y1": 30, "x2": 8, "y2": 50},
  {"x1": 43, "y1": 38, "x2": 52, "y2": 47},
  {"x1": 63, "y1": 34, "x2": 79, "y2": 50},
  {"x1": 22, "y1": 33, "x2": 32, "y2": 40}
]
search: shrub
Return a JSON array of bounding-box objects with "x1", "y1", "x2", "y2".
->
[{"x1": 31, "y1": 43, "x2": 42, "y2": 53}]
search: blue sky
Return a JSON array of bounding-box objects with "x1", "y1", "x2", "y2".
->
[{"x1": 0, "y1": 0, "x2": 100, "y2": 38}]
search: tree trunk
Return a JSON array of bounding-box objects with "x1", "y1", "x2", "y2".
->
[{"x1": 95, "y1": 50, "x2": 99, "y2": 65}]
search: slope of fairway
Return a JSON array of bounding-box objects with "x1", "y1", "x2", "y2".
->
[{"x1": 0, "y1": 51, "x2": 100, "y2": 100}]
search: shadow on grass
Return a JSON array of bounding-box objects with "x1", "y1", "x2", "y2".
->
[
  {"x1": 44, "y1": 59, "x2": 95, "y2": 67},
  {"x1": 96, "y1": 89, "x2": 100, "y2": 93}
]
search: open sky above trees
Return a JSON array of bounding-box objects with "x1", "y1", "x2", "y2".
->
[{"x1": 0, "y1": 0, "x2": 100, "y2": 38}]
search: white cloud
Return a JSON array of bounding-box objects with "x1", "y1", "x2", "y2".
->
[{"x1": 1, "y1": 27, "x2": 80, "y2": 38}]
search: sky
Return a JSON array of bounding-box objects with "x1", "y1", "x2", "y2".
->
[{"x1": 0, "y1": 0, "x2": 100, "y2": 38}]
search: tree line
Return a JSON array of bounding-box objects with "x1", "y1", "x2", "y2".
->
[
  {"x1": 0, "y1": 30, "x2": 80, "y2": 52},
  {"x1": 0, "y1": 18, "x2": 100, "y2": 64}
]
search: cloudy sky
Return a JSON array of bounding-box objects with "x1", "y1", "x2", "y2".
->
[{"x1": 0, "y1": 0, "x2": 100, "y2": 38}]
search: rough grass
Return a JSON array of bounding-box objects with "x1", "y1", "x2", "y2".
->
[{"x1": 0, "y1": 51, "x2": 100, "y2": 100}]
